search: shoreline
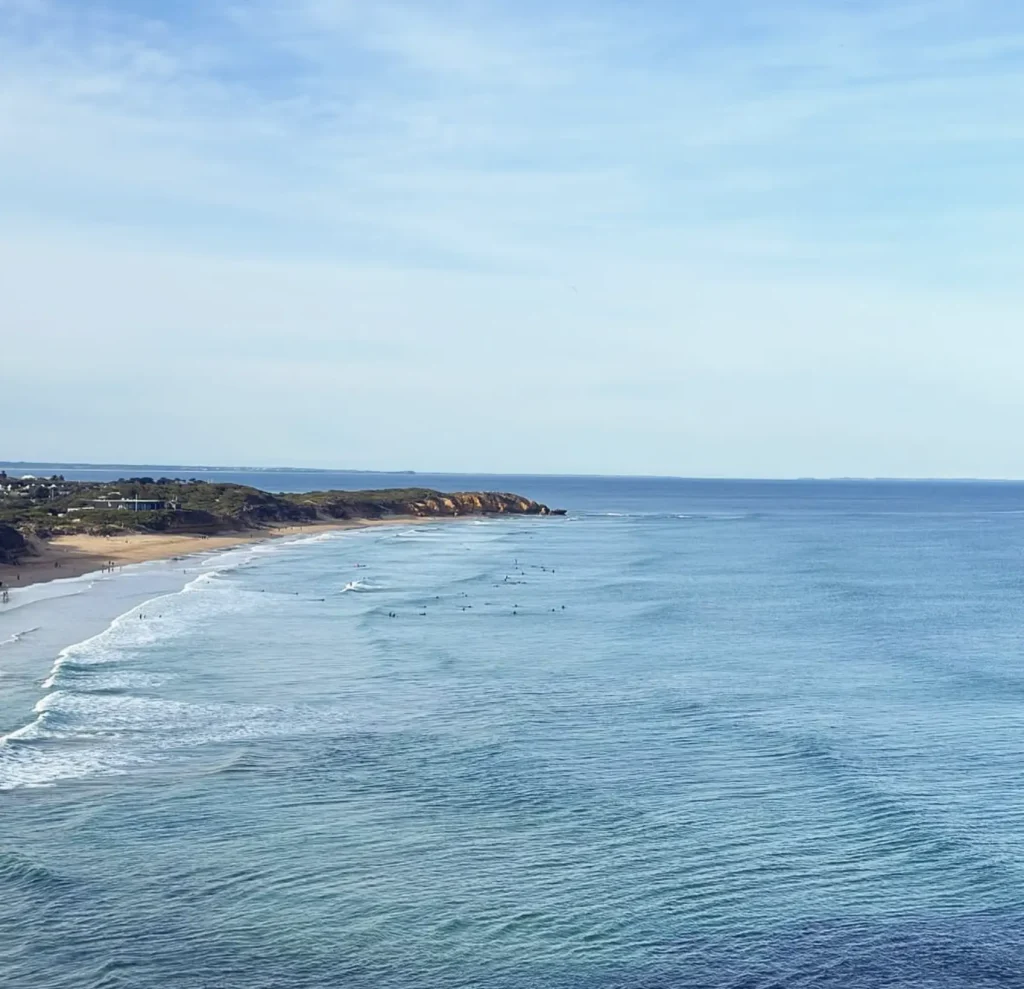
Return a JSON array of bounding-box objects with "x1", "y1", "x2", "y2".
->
[
  {"x1": 0, "y1": 517, "x2": 428, "y2": 593},
  {"x1": 0, "y1": 515, "x2": 446, "y2": 745}
]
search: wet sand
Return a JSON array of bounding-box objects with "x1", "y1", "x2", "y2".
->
[{"x1": 0, "y1": 518, "x2": 423, "y2": 590}]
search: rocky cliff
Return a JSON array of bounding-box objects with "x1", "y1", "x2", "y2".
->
[
  {"x1": 411, "y1": 491, "x2": 555, "y2": 517},
  {"x1": 306, "y1": 489, "x2": 560, "y2": 520},
  {"x1": 0, "y1": 523, "x2": 27, "y2": 563}
]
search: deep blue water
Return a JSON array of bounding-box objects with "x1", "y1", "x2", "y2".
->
[{"x1": 4, "y1": 474, "x2": 1024, "y2": 987}]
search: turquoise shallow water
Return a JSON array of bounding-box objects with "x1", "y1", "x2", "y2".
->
[{"x1": 3, "y1": 477, "x2": 1024, "y2": 987}]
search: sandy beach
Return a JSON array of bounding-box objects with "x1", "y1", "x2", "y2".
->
[{"x1": 0, "y1": 518, "x2": 420, "y2": 591}]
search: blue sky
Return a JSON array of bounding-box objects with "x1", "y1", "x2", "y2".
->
[{"x1": 2, "y1": 0, "x2": 1023, "y2": 475}]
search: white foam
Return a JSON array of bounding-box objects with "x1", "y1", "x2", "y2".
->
[
  {"x1": 0, "y1": 731, "x2": 139, "y2": 789},
  {"x1": 40, "y1": 601, "x2": 163, "y2": 689},
  {"x1": 0, "y1": 712, "x2": 46, "y2": 744},
  {"x1": 0, "y1": 524, "x2": 412, "y2": 790},
  {"x1": 35, "y1": 561, "x2": 259, "y2": 693},
  {"x1": 341, "y1": 579, "x2": 386, "y2": 593},
  {"x1": 201, "y1": 545, "x2": 274, "y2": 568},
  {"x1": 0, "y1": 626, "x2": 40, "y2": 648},
  {"x1": 292, "y1": 530, "x2": 351, "y2": 545},
  {"x1": 0, "y1": 688, "x2": 324, "y2": 789},
  {"x1": 70, "y1": 669, "x2": 171, "y2": 692},
  {"x1": 181, "y1": 569, "x2": 224, "y2": 592}
]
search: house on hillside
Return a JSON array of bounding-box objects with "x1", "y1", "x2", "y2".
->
[{"x1": 89, "y1": 497, "x2": 176, "y2": 512}]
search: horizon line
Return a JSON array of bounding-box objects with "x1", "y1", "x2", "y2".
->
[{"x1": 4, "y1": 461, "x2": 1024, "y2": 484}]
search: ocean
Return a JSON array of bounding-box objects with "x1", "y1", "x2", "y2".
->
[{"x1": 3, "y1": 472, "x2": 1024, "y2": 988}]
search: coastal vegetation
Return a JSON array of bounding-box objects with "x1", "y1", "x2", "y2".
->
[{"x1": 0, "y1": 473, "x2": 560, "y2": 562}]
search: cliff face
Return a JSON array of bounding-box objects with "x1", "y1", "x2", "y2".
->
[
  {"x1": 304, "y1": 490, "x2": 560, "y2": 521},
  {"x1": 0, "y1": 523, "x2": 27, "y2": 563},
  {"x1": 405, "y1": 491, "x2": 554, "y2": 517}
]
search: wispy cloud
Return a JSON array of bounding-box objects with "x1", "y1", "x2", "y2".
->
[
  {"x1": 4, "y1": 0, "x2": 1022, "y2": 266},
  {"x1": 2, "y1": 0, "x2": 1024, "y2": 472}
]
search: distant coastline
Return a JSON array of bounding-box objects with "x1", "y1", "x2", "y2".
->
[
  {"x1": 1, "y1": 461, "x2": 419, "y2": 475},
  {"x1": 8, "y1": 463, "x2": 1024, "y2": 484}
]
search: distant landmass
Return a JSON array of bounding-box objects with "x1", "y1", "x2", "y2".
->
[{"x1": 0, "y1": 462, "x2": 418, "y2": 475}]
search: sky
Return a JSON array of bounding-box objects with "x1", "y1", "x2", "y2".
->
[{"x1": 2, "y1": 0, "x2": 1023, "y2": 476}]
